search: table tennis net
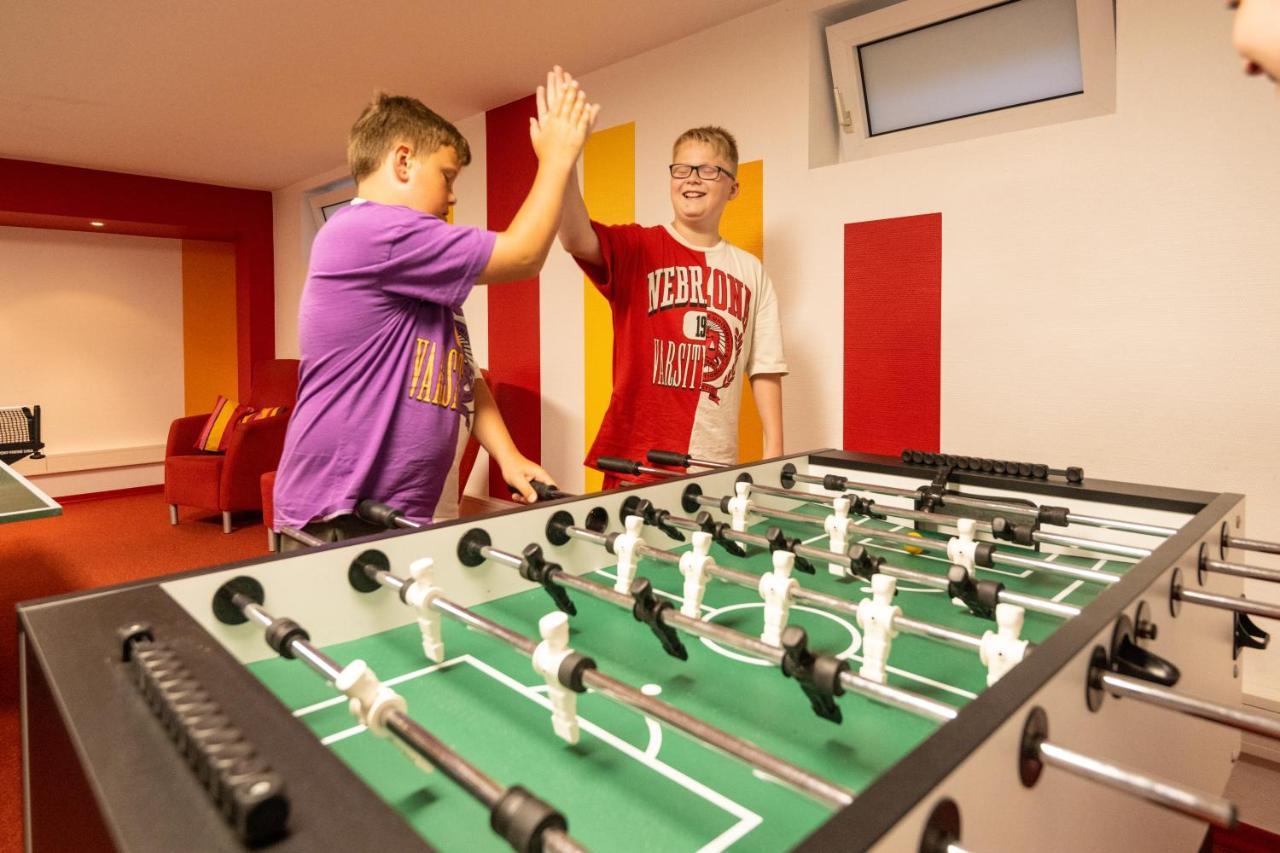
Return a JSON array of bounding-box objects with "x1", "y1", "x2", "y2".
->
[{"x1": 0, "y1": 405, "x2": 44, "y2": 464}]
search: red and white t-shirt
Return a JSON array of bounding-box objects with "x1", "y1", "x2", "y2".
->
[{"x1": 577, "y1": 222, "x2": 787, "y2": 473}]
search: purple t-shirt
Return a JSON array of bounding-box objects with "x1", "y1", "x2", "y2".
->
[{"x1": 273, "y1": 200, "x2": 496, "y2": 528}]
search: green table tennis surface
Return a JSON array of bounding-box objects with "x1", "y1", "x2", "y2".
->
[
  {"x1": 0, "y1": 460, "x2": 60, "y2": 523},
  {"x1": 250, "y1": 505, "x2": 1131, "y2": 851}
]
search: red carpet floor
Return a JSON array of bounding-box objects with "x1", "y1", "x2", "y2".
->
[{"x1": 1, "y1": 490, "x2": 268, "y2": 849}]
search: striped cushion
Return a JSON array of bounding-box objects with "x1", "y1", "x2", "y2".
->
[
  {"x1": 239, "y1": 406, "x2": 287, "y2": 424},
  {"x1": 194, "y1": 396, "x2": 252, "y2": 452}
]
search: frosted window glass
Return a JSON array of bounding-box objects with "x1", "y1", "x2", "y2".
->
[{"x1": 858, "y1": 0, "x2": 1083, "y2": 136}]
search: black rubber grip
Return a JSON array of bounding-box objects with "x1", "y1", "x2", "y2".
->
[
  {"x1": 490, "y1": 785, "x2": 567, "y2": 853},
  {"x1": 597, "y1": 456, "x2": 641, "y2": 475},
  {"x1": 1038, "y1": 506, "x2": 1070, "y2": 527},
  {"x1": 647, "y1": 449, "x2": 691, "y2": 468},
  {"x1": 356, "y1": 499, "x2": 402, "y2": 529},
  {"x1": 265, "y1": 619, "x2": 310, "y2": 660},
  {"x1": 557, "y1": 652, "x2": 597, "y2": 693}
]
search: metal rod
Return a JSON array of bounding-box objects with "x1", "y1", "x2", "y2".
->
[
  {"x1": 1222, "y1": 534, "x2": 1280, "y2": 556},
  {"x1": 432, "y1": 598, "x2": 538, "y2": 656},
  {"x1": 789, "y1": 469, "x2": 1178, "y2": 537},
  {"x1": 1033, "y1": 530, "x2": 1150, "y2": 560},
  {"x1": 1100, "y1": 672, "x2": 1280, "y2": 741},
  {"x1": 636, "y1": 530, "x2": 985, "y2": 652},
  {"x1": 243, "y1": 593, "x2": 587, "y2": 852},
  {"x1": 999, "y1": 590, "x2": 1080, "y2": 620},
  {"x1": 481, "y1": 540, "x2": 956, "y2": 724},
  {"x1": 1064, "y1": 512, "x2": 1178, "y2": 538},
  {"x1": 842, "y1": 673, "x2": 957, "y2": 722},
  {"x1": 384, "y1": 710, "x2": 505, "y2": 805},
  {"x1": 479, "y1": 545, "x2": 525, "y2": 570},
  {"x1": 1035, "y1": 740, "x2": 1236, "y2": 828},
  {"x1": 652, "y1": 507, "x2": 1080, "y2": 619},
  {"x1": 580, "y1": 668, "x2": 853, "y2": 807},
  {"x1": 1202, "y1": 557, "x2": 1280, "y2": 584},
  {"x1": 765, "y1": 503, "x2": 1121, "y2": 587},
  {"x1": 1178, "y1": 589, "x2": 1280, "y2": 621},
  {"x1": 280, "y1": 526, "x2": 326, "y2": 548}
]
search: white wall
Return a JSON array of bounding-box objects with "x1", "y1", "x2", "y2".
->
[
  {"x1": 0, "y1": 226, "x2": 184, "y2": 495},
  {"x1": 273, "y1": 0, "x2": 1280, "y2": 696}
]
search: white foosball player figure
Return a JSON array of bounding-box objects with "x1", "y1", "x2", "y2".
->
[
  {"x1": 678, "y1": 531, "x2": 715, "y2": 617},
  {"x1": 979, "y1": 603, "x2": 1029, "y2": 686},
  {"x1": 335, "y1": 658, "x2": 432, "y2": 772},
  {"x1": 611, "y1": 514, "x2": 645, "y2": 594},
  {"x1": 948, "y1": 518, "x2": 980, "y2": 607},
  {"x1": 758, "y1": 550, "x2": 799, "y2": 646},
  {"x1": 855, "y1": 574, "x2": 901, "y2": 684},
  {"x1": 403, "y1": 558, "x2": 445, "y2": 662},
  {"x1": 531, "y1": 611, "x2": 581, "y2": 744},
  {"x1": 728, "y1": 481, "x2": 753, "y2": 533},
  {"x1": 824, "y1": 496, "x2": 853, "y2": 576},
  {"x1": 947, "y1": 518, "x2": 979, "y2": 580}
]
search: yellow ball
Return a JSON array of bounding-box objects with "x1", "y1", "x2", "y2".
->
[{"x1": 904, "y1": 531, "x2": 925, "y2": 555}]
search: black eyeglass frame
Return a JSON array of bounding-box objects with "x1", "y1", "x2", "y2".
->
[{"x1": 668, "y1": 163, "x2": 736, "y2": 182}]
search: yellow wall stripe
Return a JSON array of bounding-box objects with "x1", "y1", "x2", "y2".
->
[
  {"x1": 582, "y1": 122, "x2": 635, "y2": 491},
  {"x1": 719, "y1": 159, "x2": 765, "y2": 462},
  {"x1": 181, "y1": 240, "x2": 239, "y2": 415}
]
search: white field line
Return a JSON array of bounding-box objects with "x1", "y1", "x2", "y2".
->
[{"x1": 303, "y1": 653, "x2": 764, "y2": 852}]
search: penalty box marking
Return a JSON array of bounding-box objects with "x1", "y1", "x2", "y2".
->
[{"x1": 295, "y1": 653, "x2": 763, "y2": 853}]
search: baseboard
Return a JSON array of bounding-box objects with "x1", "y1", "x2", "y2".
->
[
  {"x1": 58, "y1": 484, "x2": 164, "y2": 505},
  {"x1": 12, "y1": 444, "x2": 165, "y2": 476}
]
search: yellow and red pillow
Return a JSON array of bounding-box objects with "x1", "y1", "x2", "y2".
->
[{"x1": 194, "y1": 396, "x2": 253, "y2": 452}]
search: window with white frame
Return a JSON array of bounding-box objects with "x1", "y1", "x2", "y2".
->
[{"x1": 825, "y1": 0, "x2": 1114, "y2": 160}]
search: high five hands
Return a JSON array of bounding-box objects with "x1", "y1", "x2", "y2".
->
[{"x1": 529, "y1": 66, "x2": 601, "y2": 169}]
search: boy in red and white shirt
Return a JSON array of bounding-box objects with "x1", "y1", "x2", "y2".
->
[{"x1": 559, "y1": 122, "x2": 787, "y2": 487}]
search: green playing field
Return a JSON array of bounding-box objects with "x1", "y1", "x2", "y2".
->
[{"x1": 249, "y1": 504, "x2": 1132, "y2": 851}]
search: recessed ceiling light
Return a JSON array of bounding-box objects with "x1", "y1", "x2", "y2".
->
[{"x1": 90, "y1": 221, "x2": 105, "y2": 227}]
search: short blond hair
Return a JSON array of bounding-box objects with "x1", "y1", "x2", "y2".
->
[
  {"x1": 347, "y1": 93, "x2": 471, "y2": 183},
  {"x1": 672, "y1": 126, "x2": 739, "y2": 173}
]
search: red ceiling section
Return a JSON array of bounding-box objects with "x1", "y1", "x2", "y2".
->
[
  {"x1": 484, "y1": 96, "x2": 542, "y2": 497},
  {"x1": 843, "y1": 213, "x2": 941, "y2": 457},
  {"x1": 0, "y1": 158, "x2": 274, "y2": 397}
]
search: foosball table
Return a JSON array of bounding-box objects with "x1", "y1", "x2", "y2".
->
[{"x1": 19, "y1": 449, "x2": 1280, "y2": 851}]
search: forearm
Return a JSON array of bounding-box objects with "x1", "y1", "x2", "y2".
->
[
  {"x1": 471, "y1": 379, "x2": 521, "y2": 466},
  {"x1": 557, "y1": 171, "x2": 603, "y2": 264},
  {"x1": 750, "y1": 373, "x2": 784, "y2": 457},
  {"x1": 484, "y1": 160, "x2": 575, "y2": 283}
]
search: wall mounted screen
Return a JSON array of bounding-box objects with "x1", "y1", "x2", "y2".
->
[{"x1": 858, "y1": 0, "x2": 1083, "y2": 136}]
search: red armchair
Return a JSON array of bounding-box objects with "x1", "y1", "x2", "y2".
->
[{"x1": 165, "y1": 359, "x2": 299, "y2": 532}]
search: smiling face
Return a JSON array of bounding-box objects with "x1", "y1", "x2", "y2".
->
[
  {"x1": 669, "y1": 140, "x2": 739, "y2": 235},
  {"x1": 1233, "y1": 0, "x2": 1280, "y2": 84}
]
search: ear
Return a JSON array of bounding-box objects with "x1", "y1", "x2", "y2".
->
[
  {"x1": 728, "y1": 180, "x2": 740, "y2": 201},
  {"x1": 392, "y1": 144, "x2": 414, "y2": 183}
]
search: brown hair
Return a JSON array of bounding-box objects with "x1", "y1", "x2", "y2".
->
[
  {"x1": 672, "y1": 126, "x2": 739, "y2": 173},
  {"x1": 347, "y1": 93, "x2": 471, "y2": 183}
]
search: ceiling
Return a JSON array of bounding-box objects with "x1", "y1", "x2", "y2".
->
[{"x1": 0, "y1": 0, "x2": 779, "y2": 191}]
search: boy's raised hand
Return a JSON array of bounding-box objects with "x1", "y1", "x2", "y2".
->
[{"x1": 529, "y1": 66, "x2": 600, "y2": 169}]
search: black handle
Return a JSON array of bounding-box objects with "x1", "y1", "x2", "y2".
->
[
  {"x1": 356, "y1": 499, "x2": 403, "y2": 529},
  {"x1": 530, "y1": 480, "x2": 571, "y2": 502},
  {"x1": 597, "y1": 456, "x2": 641, "y2": 475},
  {"x1": 647, "y1": 449, "x2": 692, "y2": 468}
]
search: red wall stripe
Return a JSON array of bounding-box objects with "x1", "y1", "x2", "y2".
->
[
  {"x1": 484, "y1": 96, "x2": 542, "y2": 497},
  {"x1": 0, "y1": 158, "x2": 274, "y2": 397},
  {"x1": 843, "y1": 213, "x2": 941, "y2": 456}
]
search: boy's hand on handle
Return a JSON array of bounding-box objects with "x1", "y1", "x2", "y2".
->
[
  {"x1": 498, "y1": 453, "x2": 558, "y2": 504},
  {"x1": 529, "y1": 66, "x2": 600, "y2": 170}
]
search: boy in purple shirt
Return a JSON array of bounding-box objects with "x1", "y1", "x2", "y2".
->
[{"x1": 274, "y1": 69, "x2": 600, "y2": 543}]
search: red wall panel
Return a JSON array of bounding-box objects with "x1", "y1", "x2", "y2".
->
[
  {"x1": 843, "y1": 213, "x2": 941, "y2": 456},
  {"x1": 484, "y1": 96, "x2": 542, "y2": 497}
]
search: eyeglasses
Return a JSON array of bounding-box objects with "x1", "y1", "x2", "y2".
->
[{"x1": 669, "y1": 163, "x2": 735, "y2": 181}]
